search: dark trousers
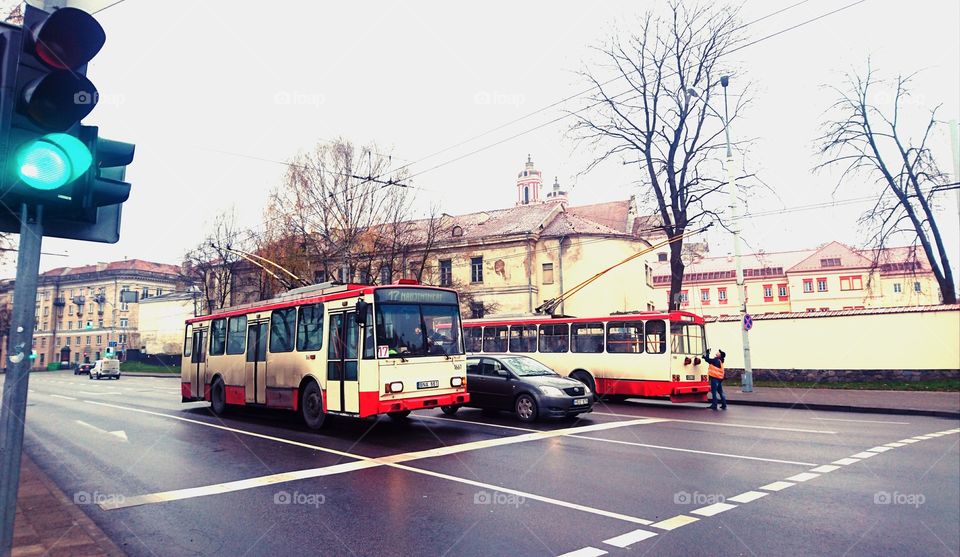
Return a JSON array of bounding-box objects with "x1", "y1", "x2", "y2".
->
[{"x1": 709, "y1": 377, "x2": 726, "y2": 408}]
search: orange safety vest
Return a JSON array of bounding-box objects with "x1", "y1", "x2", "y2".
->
[{"x1": 708, "y1": 362, "x2": 724, "y2": 379}]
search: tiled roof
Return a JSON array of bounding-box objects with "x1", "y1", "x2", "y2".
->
[
  {"x1": 566, "y1": 200, "x2": 632, "y2": 232},
  {"x1": 651, "y1": 249, "x2": 815, "y2": 283},
  {"x1": 787, "y1": 240, "x2": 872, "y2": 272},
  {"x1": 41, "y1": 259, "x2": 181, "y2": 278},
  {"x1": 541, "y1": 211, "x2": 627, "y2": 237}
]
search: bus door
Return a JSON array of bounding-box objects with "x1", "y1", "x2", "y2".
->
[
  {"x1": 190, "y1": 327, "x2": 207, "y2": 398},
  {"x1": 245, "y1": 320, "x2": 268, "y2": 404},
  {"x1": 327, "y1": 311, "x2": 359, "y2": 413}
]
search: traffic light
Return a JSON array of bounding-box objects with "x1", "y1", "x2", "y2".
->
[{"x1": 0, "y1": 4, "x2": 134, "y2": 243}]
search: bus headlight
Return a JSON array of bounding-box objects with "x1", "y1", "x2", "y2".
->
[
  {"x1": 451, "y1": 377, "x2": 464, "y2": 388},
  {"x1": 539, "y1": 386, "x2": 564, "y2": 397},
  {"x1": 386, "y1": 381, "x2": 404, "y2": 393}
]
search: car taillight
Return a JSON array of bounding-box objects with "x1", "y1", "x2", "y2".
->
[
  {"x1": 451, "y1": 377, "x2": 464, "y2": 387},
  {"x1": 694, "y1": 357, "x2": 701, "y2": 365},
  {"x1": 700, "y1": 375, "x2": 708, "y2": 382},
  {"x1": 672, "y1": 374, "x2": 680, "y2": 382},
  {"x1": 386, "y1": 381, "x2": 404, "y2": 393}
]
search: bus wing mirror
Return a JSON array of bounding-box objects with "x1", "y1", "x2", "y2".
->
[{"x1": 355, "y1": 299, "x2": 369, "y2": 325}]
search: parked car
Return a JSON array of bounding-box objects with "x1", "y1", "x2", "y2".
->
[
  {"x1": 74, "y1": 363, "x2": 94, "y2": 375},
  {"x1": 441, "y1": 354, "x2": 594, "y2": 422},
  {"x1": 89, "y1": 359, "x2": 121, "y2": 380}
]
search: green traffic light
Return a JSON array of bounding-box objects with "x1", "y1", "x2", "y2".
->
[{"x1": 15, "y1": 133, "x2": 92, "y2": 190}]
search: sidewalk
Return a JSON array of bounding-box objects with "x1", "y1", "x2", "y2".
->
[
  {"x1": 722, "y1": 387, "x2": 960, "y2": 418},
  {"x1": 13, "y1": 454, "x2": 124, "y2": 557}
]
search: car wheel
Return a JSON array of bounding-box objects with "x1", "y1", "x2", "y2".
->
[
  {"x1": 388, "y1": 410, "x2": 412, "y2": 420},
  {"x1": 440, "y1": 405, "x2": 459, "y2": 416},
  {"x1": 515, "y1": 394, "x2": 538, "y2": 423},
  {"x1": 300, "y1": 381, "x2": 326, "y2": 430},
  {"x1": 210, "y1": 377, "x2": 228, "y2": 416}
]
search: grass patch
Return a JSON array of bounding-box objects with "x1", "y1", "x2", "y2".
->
[
  {"x1": 119, "y1": 361, "x2": 180, "y2": 374},
  {"x1": 725, "y1": 378, "x2": 960, "y2": 392}
]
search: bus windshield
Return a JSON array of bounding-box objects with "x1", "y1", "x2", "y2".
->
[
  {"x1": 375, "y1": 303, "x2": 464, "y2": 358},
  {"x1": 670, "y1": 322, "x2": 705, "y2": 355}
]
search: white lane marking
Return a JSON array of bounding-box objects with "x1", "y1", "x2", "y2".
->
[
  {"x1": 867, "y1": 446, "x2": 893, "y2": 453},
  {"x1": 759, "y1": 481, "x2": 795, "y2": 491},
  {"x1": 897, "y1": 439, "x2": 920, "y2": 444},
  {"x1": 602, "y1": 529, "x2": 658, "y2": 548},
  {"x1": 102, "y1": 460, "x2": 380, "y2": 510},
  {"x1": 49, "y1": 394, "x2": 76, "y2": 401},
  {"x1": 786, "y1": 472, "x2": 820, "y2": 482},
  {"x1": 728, "y1": 491, "x2": 768, "y2": 504},
  {"x1": 810, "y1": 465, "x2": 840, "y2": 473},
  {"x1": 912, "y1": 435, "x2": 934, "y2": 440},
  {"x1": 809, "y1": 417, "x2": 910, "y2": 425},
  {"x1": 651, "y1": 515, "x2": 698, "y2": 531},
  {"x1": 884, "y1": 442, "x2": 907, "y2": 448},
  {"x1": 74, "y1": 420, "x2": 128, "y2": 442},
  {"x1": 90, "y1": 400, "x2": 658, "y2": 524},
  {"x1": 571, "y1": 435, "x2": 819, "y2": 466},
  {"x1": 691, "y1": 502, "x2": 737, "y2": 517},
  {"x1": 77, "y1": 390, "x2": 122, "y2": 396},
  {"x1": 414, "y1": 414, "x2": 536, "y2": 432},
  {"x1": 390, "y1": 462, "x2": 653, "y2": 525},
  {"x1": 592, "y1": 412, "x2": 836, "y2": 434},
  {"x1": 851, "y1": 451, "x2": 878, "y2": 459},
  {"x1": 558, "y1": 548, "x2": 607, "y2": 557}
]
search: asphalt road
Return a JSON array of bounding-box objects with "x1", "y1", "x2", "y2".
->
[{"x1": 9, "y1": 370, "x2": 960, "y2": 556}]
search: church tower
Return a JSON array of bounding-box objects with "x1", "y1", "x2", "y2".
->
[
  {"x1": 516, "y1": 154, "x2": 543, "y2": 206},
  {"x1": 544, "y1": 176, "x2": 568, "y2": 205}
]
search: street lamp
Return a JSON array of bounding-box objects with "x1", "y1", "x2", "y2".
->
[{"x1": 686, "y1": 76, "x2": 754, "y2": 392}]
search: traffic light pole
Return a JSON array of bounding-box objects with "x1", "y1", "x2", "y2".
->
[{"x1": 0, "y1": 204, "x2": 43, "y2": 555}]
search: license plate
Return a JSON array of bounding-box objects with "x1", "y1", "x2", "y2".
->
[
  {"x1": 573, "y1": 398, "x2": 589, "y2": 406},
  {"x1": 417, "y1": 380, "x2": 439, "y2": 389}
]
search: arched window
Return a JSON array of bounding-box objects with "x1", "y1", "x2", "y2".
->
[{"x1": 523, "y1": 186, "x2": 529, "y2": 204}]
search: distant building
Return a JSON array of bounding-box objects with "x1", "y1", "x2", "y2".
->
[
  {"x1": 0, "y1": 260, "x2": 183, "y2": 369},
  {"x1": 652, "y1": 241, "x2": 941, "y2": 315}
]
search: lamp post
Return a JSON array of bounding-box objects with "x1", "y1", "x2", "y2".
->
[{"x1": 686, "y1": 76, "x2": 754, "y2": 392}]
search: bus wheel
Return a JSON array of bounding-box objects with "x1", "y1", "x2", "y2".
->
[
  {"x1": 388, "y1": 410, "x2": 411, "y2": 420},
  {"x1": 210, "y1": 378, "x2": 227, "y2": 416},
  {"x1": 515, "y1": 394, "x2": 538, "y2": 423},
  {"x1": 570, "y1": 371, "x2": 596, "y2": 395},
  {"x1": 440, "y1": 405, "x2": 459, "y2": 416},
  {"x1": 300, "y1": 381, "x2": 326, "y2": 430}
]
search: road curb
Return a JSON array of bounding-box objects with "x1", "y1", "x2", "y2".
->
[
  {"x1": 120, "y1": 372, "x2": 180, "y2": 378},
  {"x1": 725, "y1": 398, "x2": 960, "y2": 419}
]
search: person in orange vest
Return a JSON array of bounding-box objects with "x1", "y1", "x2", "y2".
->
[{"x1": 704, "y1": 349, "x2": 727, "y2": 410}]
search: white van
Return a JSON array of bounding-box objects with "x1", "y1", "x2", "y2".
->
[{"x1": 89, "y1": 359, "x2": 121, "y2": 380}]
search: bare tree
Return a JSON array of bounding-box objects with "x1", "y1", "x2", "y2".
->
[
  {"x1": 817, "y1": 64, "x2": 956, "y2": 304},
  {"x1": 181, "y1": 210, "x2": 253, "y2": 314},
  {"x1": 570, "y1": 2, "x2": 750, "y2": 310}
]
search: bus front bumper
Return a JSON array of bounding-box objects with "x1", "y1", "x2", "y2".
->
[{"x1": 377, "y1": 392, "x2": 470, "y2": 415}]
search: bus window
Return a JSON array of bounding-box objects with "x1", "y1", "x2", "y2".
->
[
  {"x1": 671, "y1": 323, "x2": 705, "y2": 355},
  {"x1": 270, "y1": 308, "x2": 296, "y2": 352},
  {"x1": 645, "y1": 320, "x2": 666, "y2": 354},
  {"x1": 607, "y1": 321, "x2": 643, "y2": 353},
  {"x1": 572, "y1": 323, "x2": 604, "y2": 353},
  {"x1": 362, "y1": 304, "x2": 375, "y2": 359},
  {"x1": 210, "y1": 319, "x2": 226, "y2": 355},
  {"x1": 508, "y1": 325, "x2": 537, "y2": 352},
  {"x1": 227, "y1": 316, "x2": 247, "y2": 354},
  {"x1": 482, "y1": 326, "x2": 508, "y2": 352},
  {"x1": 296, "y1": 303, "x2": 324, "y2": 352},
  {"x1": 423, "y1": 305, "x2": 462, "y2": 356},
  {"x1": 465, "y1": 327, "x2": 483, "y2": 352},
  {"x1": 538, "y1": 323, "x2": 569, "y2": 353},
  {"x1": 183, "y1": 325, "x2": 192, "y2": 357}
]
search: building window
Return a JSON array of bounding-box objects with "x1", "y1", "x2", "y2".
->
[
  {"x1": 68, "y1": 322, "x2": 73, "y2": 330},
  {"x1": 803, "y1": 279, "x2": 813, "y2": 293},
  {"x1": 657, "y1": 252, "x2": 668, "y2": 262},
  {"x1": 141, "y1": 287, "x2": 149, "y2": 299},
  {"x1": 378, "y1": 266, "x2": 391, "y2": 285},
  {"x1": 156, "y1": 288, "x2": 163, "y2": 296},
  {"x1": 820, "y1": 257, "x2": 841, "y2": 268},
  {"x1": 68, "y1": 305, "x2": 74, "y2": 315},
  {"x1": 679, "y1": 290, "x2": 689, "y2": 306},
  {"x1": 98, "y1": 319, "x2": 104, "y2": 328},
  {"x1": 43, "y1": 307, "x2": 49, "y2": 316},
  {"x1": 65, "y1": 337, "x2": 70, "y2": 346},
  {"x1": 86, "y1": 336, "x2": 91, "y2": 345},
  {"x1": 96, "y1": 335, "x2": 102, "y2": 345},
  {"x1": 763, "y1": 284, "x2": 773, "y2": 302},
  {"x1": 439, "y1": 259, "x2": 452, "y2": 287},
  {"x1": 914, "y1": 281, "x2": 921, "y2": 293},
  {"x1": 542, "y1": 263, "x2": 554, "y2": 285},
  {"x1": 118, "y1": 334, "x2": 126, "y2": 344},
  {"x1": 718, "y1": 287, "x2": 728, "y2": 304},
  {"x1": 40, "y1": 337, "x2": 46, "y2": 348},
  {"x1": 700, "y1": 289, "x2": 710, "y2": 304},
  {"x1": 121, "y1": 287, "x2": 130, "y2": 311},
  {"x1": 645, "y1": 264, "x2": 653, "y2": 287},
  {"x1": 839, "y1": 275, "x2": 863, "y2": 291},
  {"x1": 470, "y1": 302, "x2": 485, "y2": 319},
  {"x1": 471, "y1": 257, "x2": 483, "y2": 283},
  {"x1": 893, "y1": 283, "x2": 902, "y2": 294},
  {"x1": 778, "y1": 283, "x2": 789, "y2": 300},
  {"x1": 119, "y1": 318, "x2": 128, "y2": 328},
  {"x1": 817, "y1": 278, "x2": 828, "y2": 292}
]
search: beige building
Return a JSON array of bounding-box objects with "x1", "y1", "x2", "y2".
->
[
  {"x1": 0, "y1": 260, "x2": 182, "y2": 369},
  {"x1": 652, "y1": 241, "x2": 942, "y2": 316}
]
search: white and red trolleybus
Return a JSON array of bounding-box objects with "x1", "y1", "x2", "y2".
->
[
  {"x1": 181, "y1": 281, "x2": 469, "y2": 429},
  {"x1": 463, "y1": 311, "x2": 710, "y2": 403}
]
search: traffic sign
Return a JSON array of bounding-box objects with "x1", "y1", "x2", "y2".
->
[{"x1": 743, "y1": 314, "x2": 753, "y2": 331}]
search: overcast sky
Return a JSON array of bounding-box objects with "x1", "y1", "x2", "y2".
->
[{"x1": 2, "y1": 0, "x2": 958, "y2": 279}]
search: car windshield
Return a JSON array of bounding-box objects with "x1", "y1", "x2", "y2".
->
[{"x1": 501, "y1": 356, "x2": 557, "y2": 377}]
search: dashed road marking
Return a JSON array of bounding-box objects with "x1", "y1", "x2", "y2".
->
[
  {"x1": 897, "y1": 438, "x2": 920, "y2": 444},
  {"x1": 850, "y1": 451, "x2": 878, "y2": 459},
  {"x1": 691, "y1": 502, "x2": 737, "y2": 517},
  {"x1": 809, "y1": 464, "x2": 840, "y2": 473},
  {"x1": 786, "y1": 472, "x2": 820, "y2": 482},
  {"x1": 867, "y1": 446, "x2": 893, "y2": 453},
  {"x1": 571, "y1": 435, "x2": 819, "y2": 466},
  {"x1": 558, "y1": 547, "x2": 607, "y2": 557},
  {"x1": 728, "y1": 491, "x2": 768, "y2": 504},
  {"x1": 759, "y1": 481, "x2": 795, "y2": 491},
  {"x1": 912, "y1": 435, "x2": 934, "y2": 440},
  {"x1": 49, "y1": 394, "x2": 76, "y2": 401},
  {"x1": 884, "y1": 442, "x2": 907, "y2": 448},
  {"x1": 602, "y1": 528, "x2": 658, "y2": 548},
  {"x1": 651, "y1": 515, "x2": 699, "y2": 531},
  {"x1": 809, "y1": 417, "x2": 910, "y2": 424},
  {"x1": 592, "y1": 412, "x2": 836, "y2": 434}
]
